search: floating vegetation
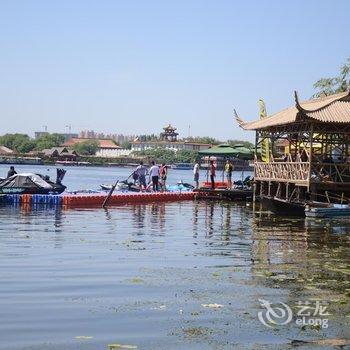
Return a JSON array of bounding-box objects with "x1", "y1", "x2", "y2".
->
[
  {"x1": 182, "y1": 327, "x2": 213, "y2": 338},
  {"x1": 108, "y1": 344, "x2": 138, "y2": 349},
  {"x1": 290, "y1": 338, "x2": 350, "y2": 347},
  {"x1": 129, "y1": 277, "x2": 144, "y2": 284},
  {"x1": 201, "y1": 303, "x2": 224, "y2": 309},
  {"x1": 75, "y1": 335, "x2": 93, "y2": 340}
]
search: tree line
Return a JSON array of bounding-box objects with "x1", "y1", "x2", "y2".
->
[{"x1": 0, "y1": 133, "x2": 65, "y2": 154}]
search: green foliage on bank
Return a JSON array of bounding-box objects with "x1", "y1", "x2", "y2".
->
[
  {"x1": 0, "y1": 133, "x2": 66, "y2": 153},
  {"x1": 184, "y1": 136, "x2": 220, "y2": 145},
  {"x1": 0, "y1": 134, "x2": 36, "y2": 153},
  {"x1": 35, "y1": 133, "x2": 65, "y2": 150},
  {"x1": 133, "y1": 148, "x2": 199, "y2": 164},
  {"x1": 72, "y1": 140, "x2": 99, "y2": 155},
  {"x1": 227, "y1": 139, "x2": 254, "y2": 149}
]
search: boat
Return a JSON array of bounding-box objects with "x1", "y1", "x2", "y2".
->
[
  {"x1": 0, "y1": 169, "x2": 66, "y2": 195},
  {"x1": 55, "y1": 160, "x2": 91, "y2": 166},
  {"x1": 260, "y1": 196, "x2": 306, "y2": 216},
  {"x1": 100, "y1": 180, "x2": 140, "y2": 192},
  {"x1": 176, "y1": 180, "x2": 194, "y2": 190},
  {"x1": 172, "y1": 163, "x2": 193, "y2": 170},
  {"x1": 305, "y1": 204, "x2": 350, "y2": 218},
  {"x1": 0, "y1": 156, "x2": 43, "y2": 165}
]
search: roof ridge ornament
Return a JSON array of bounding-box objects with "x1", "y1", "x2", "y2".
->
[
  {"x1": 294, "y1": 90, "x2": 303, "y2": 112},
  {"x1": 234, "y1": 109, "x2": 246, "y2": 128}
]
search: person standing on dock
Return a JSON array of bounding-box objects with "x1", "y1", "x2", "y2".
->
[
  {"x1": 193, "y1": 162, "x2": 200, "y2": 189},
  {"x1": 159, "y1": 163, "x2": 168, "y2": 191},
  {"x1": 7, "y1": 166, "x2": 17, "y2": 178},
  {"x1": 225, "y1": 159, "x2": 233, "y2": 189},
  {"x1": 134, "y1": 161, "x2": 148, "y2": 191},
  {"x1": 209, "y1": 160, "x2": 216, "y2": 189},
  {"x1": 149, "y1": 160, "x2": 160, "y2": 191}
]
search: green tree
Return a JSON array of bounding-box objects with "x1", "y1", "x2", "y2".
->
[
  {"x1": 175, "y1": 149, "x2": 198, "y2": 163},
  {"x1": 133, "y1": 147, "x2": 199, "y2": 164},
  {"x1": 184, "y1": 136, "x2": 220, "y2": 145},
  {"x1": 35, "y1": 133, "x2": 65, "y2": 150},
  {"x1": 227, "y1": 139, "x2": 254, "y2": 149},
  {"x1": 120, "y1": 141, "x2": 132, "y2": 150},
  {"x1": 73, "y1": 140, "x2": 99, "y2": 155},
  {"x1": 313, "y1": 57, "x2": 350, "y2": 97},
  {"x1": 0, "y1": 133, "x2": 36, "y2": 153}
]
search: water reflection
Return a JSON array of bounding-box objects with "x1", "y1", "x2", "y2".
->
[{"x1": 0, "y1": 201, "x2": 349, "y2": 349}]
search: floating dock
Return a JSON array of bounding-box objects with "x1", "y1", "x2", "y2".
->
[
  {"x1": 194, "y1": 188, "x2": 252, "y2": 201},
  {"x1": 0, "y1": 192, "x2": 195, "y2": 207}
]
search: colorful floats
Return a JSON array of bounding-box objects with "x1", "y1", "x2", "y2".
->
[{"x1": 0, "y1": 191, "x2": 195, "y2": 207}]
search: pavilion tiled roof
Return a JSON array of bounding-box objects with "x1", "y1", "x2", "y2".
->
[{"x1": 235, "y1": 91, "x2": 350, "y2": 130}]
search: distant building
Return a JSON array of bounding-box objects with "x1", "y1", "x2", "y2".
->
[
  {"x1": 131, "y1": 124, "x2": 212, "y2": 152},
  {"x1": 160, "y1": 124, "x2": 179, "y2": 142},
  {"x1": 0, "y1": 146, "x2": 15, "y2": 155},
  {"x1": 131, "y1": 140, "x2": 212, "y2": 152},
  {"x1": 34, "y1": 132, "x2": 78, "y2": 142},
  {"x1": 63, "y1": 137, "x2": 132, "y2": 157},
  {"x1": 79, "y1": 130, "x2": 136, "y2": 145},
  {"x1": 39, "y1": 147, "x2": 77, "y2": 160}
]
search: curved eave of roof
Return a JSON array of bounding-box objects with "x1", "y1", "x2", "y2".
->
[{"x1": 236, "y1": 91, "x2": 350, "y2": 131}]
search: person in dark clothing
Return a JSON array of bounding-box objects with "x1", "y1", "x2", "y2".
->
[
  {"x1": 209, "y1": 160, "x2": 216, "y2": 189},
  {"x1": 159, "y1": 163, "x2": 168, "y2": 191},
  {"x1": 7, "y1": 166, "x2": 17, "y2": 178}
]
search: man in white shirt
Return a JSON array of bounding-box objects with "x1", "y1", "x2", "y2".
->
[
  {"x1": 193, "y1": 162, "x2": 200, "y2": 189},
  {"x1": 149, "y1": 160, "x2": 160, "y2": 191}
]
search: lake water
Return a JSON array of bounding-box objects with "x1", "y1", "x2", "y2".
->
[{"x1": 0, "y1": 165, "x2": 349, "y2": 349}]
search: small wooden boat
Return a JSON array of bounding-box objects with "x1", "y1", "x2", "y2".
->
[
  {"x1": 260, "y1": 196, "x2": 306, "y2": 216},
  {"x1": 305, "y1": 204, "x2": 350, "y2": 218}
]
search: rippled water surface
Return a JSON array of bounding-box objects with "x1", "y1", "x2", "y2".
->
[{"x1": 0, "y1": 166, "x2": 350, "y2": 349}]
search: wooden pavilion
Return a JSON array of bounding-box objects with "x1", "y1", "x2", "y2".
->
[{"x1": 235, "y1": 91, "x2": 350, "y2": 210}]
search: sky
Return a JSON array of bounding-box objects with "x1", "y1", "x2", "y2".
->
[{"x1": 0, "y1": 0, "x2": 349, "y2": 142}]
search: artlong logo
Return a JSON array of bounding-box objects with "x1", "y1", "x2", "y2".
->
[{"x1": 258, "y1": 299, "x2": 293, "y2": 328}]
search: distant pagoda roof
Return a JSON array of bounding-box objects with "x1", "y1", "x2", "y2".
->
[
  {"x1": 235, "y1": 91, "x2": 350, "y2": 131},
  {"x1": 163, "y1": 124, "x2": 177, "y2": 131}
]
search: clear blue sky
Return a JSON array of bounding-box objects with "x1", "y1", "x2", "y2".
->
[{"x1": 0, "y1": 0, "x2": 349, "y2": 141}]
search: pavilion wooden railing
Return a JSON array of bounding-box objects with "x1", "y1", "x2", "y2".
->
[
  {"x1": 254, "y1": 161, "x2": 310, "y2": 185},
  {"x1": 255, "y1": 161, "x2": 350, "y2": 185},
  {"x1": 311, "y1": 163, "x2": 350, "y2": 184}
]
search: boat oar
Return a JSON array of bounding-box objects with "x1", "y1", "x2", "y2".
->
[
  {"x1": 102, "y1": 180, "x2": 119, "y2": 208},
  {"x1": 102, "y1": 172, "x2": 134, "y2": 208}
]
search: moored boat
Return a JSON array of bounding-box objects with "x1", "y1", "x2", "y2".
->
[
  {"x1": 172, "y1": 163, "x2": 193, "y2": 170},
  {"x1": 260, "y1": 196, "x2": 306, "y2": 216},
  {"x1": 305, "y1": 204, "x2": 350, "y2": 218},
  {"x1": 0, "y1": 169, "x2": 66, "y2": 195}
]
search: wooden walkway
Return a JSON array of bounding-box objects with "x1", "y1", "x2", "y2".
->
[{"x1": 194, "y1": 188, "x2": 252, "y2": 201}]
